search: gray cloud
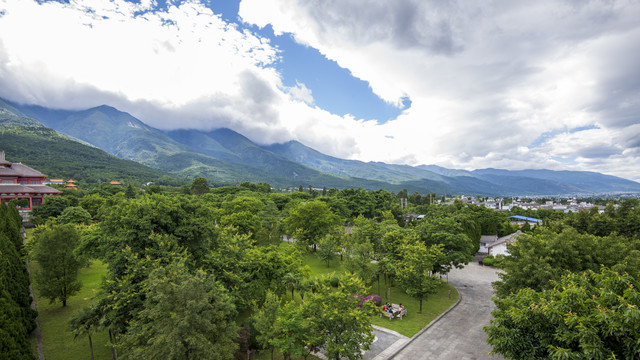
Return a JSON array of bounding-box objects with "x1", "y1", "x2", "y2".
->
[{"x1": 298, "y1": 0, "x2": 466, "y2": 55}]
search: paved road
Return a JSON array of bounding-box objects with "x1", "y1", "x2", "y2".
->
[{"x1": 392, "y1": 262, "x2": 505, "y2": 360}]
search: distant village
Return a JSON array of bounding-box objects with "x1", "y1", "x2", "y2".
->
[{"x1": 451, "y1": 196, "x2": 615, "y2": 214}]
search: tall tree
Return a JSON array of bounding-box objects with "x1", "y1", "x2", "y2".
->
[
  {"x1": 317, "y1": 233, "x2": 339, "y2": 267},
  {"x1": 58, "y1": 206, "x2": 92, "y2": 225},
  {"x1": 190, "y1": 177, "x2": 210, "y2": 196},
  {"x1": 69, "y1": 305, "x2": 102, "y2": 360},
  {"x1": 303, "y1": 274, "x2": 377, "y2": 360},
  {"x1": 415, "y1": 216, "x2": 475, "y2": 275},
  {"x1": 122, "y1": 258, "x2": 239, "y2": 359},
  {"x1": 394, "y1": 240, "x2": 444, "y2": 313},
  {"x1": 30, "y1": 222, "x2": 83, "y2": 306},
  {"x1": 0, "y1": 203, "x2": 36, "y2": 360},
  {"x1": 253, "y1": 291, "x2": 281, "y2": 360},
  {"x1": 270, "y1": 301, "x2": 315, "y2": 360},
  {"x1": 282, "y1": 200, "x2": 340, "y2": 252}
]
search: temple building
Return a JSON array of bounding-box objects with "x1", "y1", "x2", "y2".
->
[{"x1": 0, "y1": 151, "x2": 61, "y2": 209}]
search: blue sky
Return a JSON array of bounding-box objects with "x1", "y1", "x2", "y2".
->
[
  {"x1": 209, "y1": 0, "x2": 409, "y2": 123},
  {"x1": 1, "y1": 0, "x2": 639, "y2": 181}
]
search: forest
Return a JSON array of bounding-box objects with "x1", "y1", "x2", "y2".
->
[{"x1": 6, "y1": 179, "x2": 640, "y2": 359}]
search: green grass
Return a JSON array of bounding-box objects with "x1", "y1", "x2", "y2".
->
[
  {"x1": 30, "y1": 260, "x2": 113, "y2": 360},
  {"x1": 303, "y1": 251, "x2": 347, "y2": 277},
  {"x1": 298, "y1": 244, "x2": 460, "y2": 338},
  {"x1": 370, "y1": 282, "x2": 458, "y2": 337}
]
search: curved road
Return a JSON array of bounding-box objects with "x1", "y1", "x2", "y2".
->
[{"x1": 392, "y1": 262, "x2": 505, "y2": 360}]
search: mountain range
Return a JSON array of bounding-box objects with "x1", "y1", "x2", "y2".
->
[{"x1": 2, "y1": 97, "x2": 640, "y2": 196}]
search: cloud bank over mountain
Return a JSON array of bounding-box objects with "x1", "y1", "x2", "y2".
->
[{"x1": 1, "y1": 0, "x2": 639, "y2": 181}]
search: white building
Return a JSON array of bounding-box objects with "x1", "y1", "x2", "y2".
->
[{"x1": 486, "y1": 231, "x2": 523, "y2": 256}]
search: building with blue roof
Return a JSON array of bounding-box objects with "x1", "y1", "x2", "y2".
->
[{"x1": 509, "y1": 215, "x2": 543, "y2": 227}]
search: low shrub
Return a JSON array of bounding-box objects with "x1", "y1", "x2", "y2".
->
[{"x1": 482, "y1": 255, "x2": 496, "y2": 267}]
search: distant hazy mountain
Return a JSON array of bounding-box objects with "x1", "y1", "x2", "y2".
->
[
  {"x1": 3, "y1": 98, "x2": 640, "y2": 195},
  {"x1": 263, "y1": 140, "x2": 448, "y2": 183},
  {"x1": 471, "y1": 169, "x2": 640, "y2": 195}
]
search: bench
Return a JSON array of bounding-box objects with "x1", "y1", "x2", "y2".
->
[{"x1": 380, "y1": 304, "x2": 407, "y2": 320}]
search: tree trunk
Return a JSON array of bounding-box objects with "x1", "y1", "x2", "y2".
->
[
  {"x1": 291, "y1": 288, "x2": 295, "y2": 300},
  {"x1": 113, "y1": 330, "x2": 118, "y2": 360},
  {"x1": 108, "y1": 329, "x2": 119, "y2": 360},
  {"x1": 89, "y1": 334, "x2": 94, "y2": 360},
  {"x1": 271, "y1": 348, "x2": 274, "y2": 360},
  {"x1": 383, "y1": 274, "x2": 387, "y2": 301},
  {"x1": 109, "y1": 329, "x2": 116, "y2": 360},
  {"x1": 419, "y1": 299, "x2": 423, "y2": 313},
  {"x1": 377, "y1": 274, "x2": 380, "y2": 295}
]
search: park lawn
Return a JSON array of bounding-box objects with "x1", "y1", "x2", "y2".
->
[
  {"x1": 303, "y1": 250, "x2": 347, "y2": 277},
  {"x1": 370, "y1": 282, "x2": 458, "y2": 337},
  {"x1": 301, "y1": 247, "x2": 460, "y2": 338},
  {"x1": 30, "y1": 260, "x2": 113, "y2": 360}
]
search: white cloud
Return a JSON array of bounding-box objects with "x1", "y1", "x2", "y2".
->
[
  {"x1": 1, "y1": 0, "x2": 639, "y2": 182},
  {"x1": 239, "y1": 0, "x2": 640, "y2": 180},
  {"x1": 284, "y1": 81, "x2": 314, "y2": 105}
]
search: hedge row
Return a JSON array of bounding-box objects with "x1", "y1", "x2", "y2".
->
[{"x1": 0, "y1": 201, "x2": 37, "y2": 360}]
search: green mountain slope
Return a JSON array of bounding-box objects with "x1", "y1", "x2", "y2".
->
[
  {"x1": 5, "y1": 98, "x2": 640, "y2": 195},
  {"x1": 5, "y1": 100, "x2": 407, "y2": 189},
  {"x1": 0, "y1": 110, "x2": 178, "y2": 184},
  {"x1": 15, "y1": 103, "x2": 188, "y2": 166},
  {"x1": 166, "y1": 129, "x2": 358, "y2": 181}
]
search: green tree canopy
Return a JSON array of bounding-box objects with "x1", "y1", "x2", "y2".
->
[
  {"x1": 394, "y1": 240, "x2": 445, "y2": 313},
  {"x1": 30, "y1": 222, "x2": 83, "y2": 306},
  {"x1": 0, "y1": 203, "x2": 36, "y2": 360},
  {"x1": 58, "y1": 206, "x2": 92, "y2": 225},
  {"x1": 486, "y1": 269, "x2": 640, "y2": 360},
  {"x1": 303, "y1": 274, "x2": 377, "y2": 360},
  {"x1": 493, "y1": 228, "x2": 640, "y2": 298},
  {"x1": 190, "y1": 177, "x2": 210, "y2": 196},
  {"x1": 122, "y1": 257, "x2": 239, "y2": 359},
  {"x1": 282, "y1": 200, "x2": 340, "y2": 252}
]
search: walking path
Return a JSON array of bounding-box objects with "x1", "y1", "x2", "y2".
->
[{"x1": 390, "y1": 262, "x2": 504, "y2": 360}]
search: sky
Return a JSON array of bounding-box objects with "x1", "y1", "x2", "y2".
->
[{"x1": 0, "y1": 0, "x2": 639, "y2": 181}]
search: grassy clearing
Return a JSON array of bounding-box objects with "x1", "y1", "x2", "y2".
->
[
  {"x1": 298, "y1": 245, "x2": 459, "y2": 338},
  {"x1": 303, "y1": 250, "x2": 347, "y2": 277},
  {"x1": 30, "y1": 260, "x2": 113, "y2": 360},
  {"x1": 370, "y1": 282, "x2": 457, "y2": 337}
]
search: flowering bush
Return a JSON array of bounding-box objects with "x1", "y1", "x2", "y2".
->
[
  {"x1": 364, "y1": 294, "x2": 382, "y2": 306},
  {"x1": 353, "y1": 294, "x2": 382, "y2": 307}
]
